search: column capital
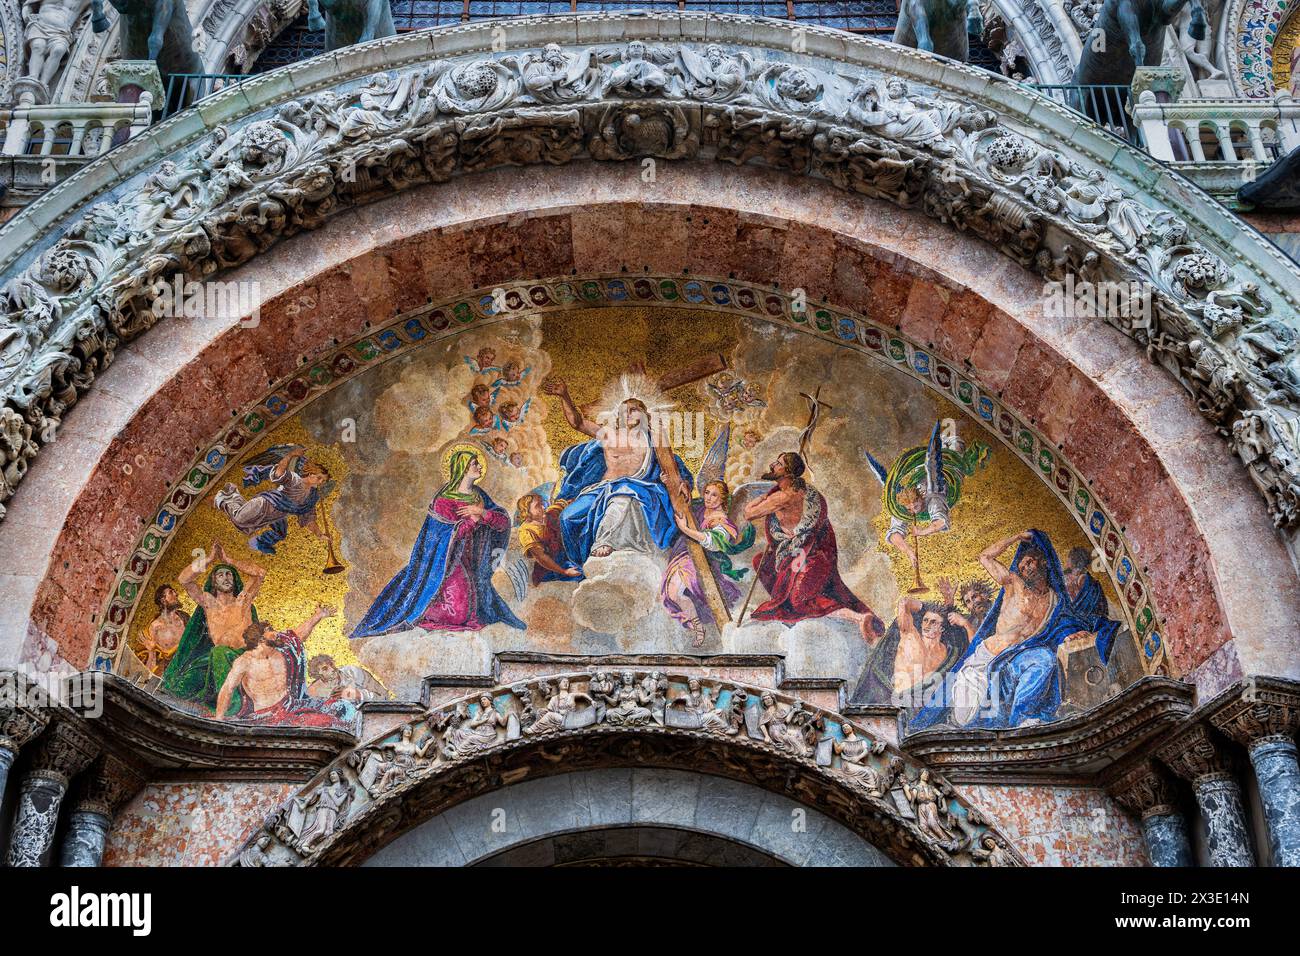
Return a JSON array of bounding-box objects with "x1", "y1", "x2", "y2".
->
[
  {"x1": 0, "y1": 704, "x2": 51, "y2": 754},
  {"x1": 71, "y1": 755, "x2": 145, "y2": 817},
  {"x1": 1108, "y1": 760, "x2": 1182, "y2": 820},
  {"x1": 1209, "y1": 681, "x2": 1300, "y2": 750},
  {"x1": 26, "y1": 720, "x2": 100, "y2": 789},
  {"x1": 1156, "y1": 723, "x2": 1237, "y2": 784}
]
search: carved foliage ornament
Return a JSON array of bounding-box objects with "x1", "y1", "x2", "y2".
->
[
  {"x1": 232, "y1": 673, "x2": 1023, "y2": 867},
  {"x1": 0, "y1": 34, "x2": 1298, "y2": 529}
]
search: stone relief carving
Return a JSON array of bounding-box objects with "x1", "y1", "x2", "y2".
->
[
  {"x1": 232, "y1": 673, "x2": 1022, "y2": 867},
  {"x1": 20, "y1": 0, "x2": 90, "y2": 89},
  {"x1": 1, "y1": 33, "x2": 1298, "y2": 530}
]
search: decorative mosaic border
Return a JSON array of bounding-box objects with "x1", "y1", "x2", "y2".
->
[
  {"x1": 1237, "y1": 0, "x2": 1295, "y2": 97},
  {"x1": 90, "y1": 274, "x2": 1168, "y2": 681}
]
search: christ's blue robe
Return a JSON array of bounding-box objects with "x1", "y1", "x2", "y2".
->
[
  {"x1": 555, "y1": 438, "x2": 691, "y2": 566},
  {"x1": 907, "y1": 529, "x2": 1120, "y2": 730},
  {"x1": 350, "y1": 487, "x2": 525, "y2": 639}
]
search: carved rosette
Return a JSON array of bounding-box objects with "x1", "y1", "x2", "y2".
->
[
  {"x1": 0, "y1": 17, "x2": 1298, "y2": 535},
  {"x1": 232, "y1": 673, "x2": 1022, "y2": 868}
]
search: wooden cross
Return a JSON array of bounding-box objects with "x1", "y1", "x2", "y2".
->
[{"x1": 630, "y1": 354, "x2": 734, "y2": 633}]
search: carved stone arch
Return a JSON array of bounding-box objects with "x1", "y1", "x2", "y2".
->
[
  {"x1": 3, "y1": 13, "x2": 1300, "y2": 702},
  {"x1": 231, "y1": 673, "x2": 1025, "y2": 867},
  {"x1": 6, "y1": 150, "x2": 1298, "y2": 713}
]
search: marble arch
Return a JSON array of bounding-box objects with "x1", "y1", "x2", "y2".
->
[
  {"x1": 2, "y1": 13, "x2": 1300, "y2": 870},
  {"x1": 8, "y1": 169, "x2": 1297, "y2": 702}
]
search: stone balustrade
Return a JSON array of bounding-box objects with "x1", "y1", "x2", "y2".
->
[
  {"x1": 0, "y1": 98, "x2": 154, "y2": 160},
  {"x1": 1131, "y1": 89, "x2": 1300, "y2": 204}
]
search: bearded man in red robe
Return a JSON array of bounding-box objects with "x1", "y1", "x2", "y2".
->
[{"x1": 743, "y1": 452, "x2": 885, "y2": 640}]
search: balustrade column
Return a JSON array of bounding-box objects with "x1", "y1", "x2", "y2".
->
[
  {"x1": 1211, "y1": 685, "x2": 1300, "y2": 867},
  {"x1": 6, "y1": 720, "x2": 98, "y2": 867},
  {"x1": 1109, "y1": 760, "x2": 1193, "y2": 866},
  {"x1": 58, "y1": 755, "x2": 144, "y2": 867},
  {"x1": 1158, "y1": 725, "x2": 1255, "y2": 867}
]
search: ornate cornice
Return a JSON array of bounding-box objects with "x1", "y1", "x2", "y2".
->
[
  {"x1": 899, "y1": 676, "x2": 1195, "y2": 784},
  {"x1": 231, "y1": 671, "x2": 1026, "y2": 867},
  {"x1": 92, "y1": 674, "x2": 354, "y2": 781},
  {"x1": 0, "y1": 14, "x2": 1298, "y2": 538}
]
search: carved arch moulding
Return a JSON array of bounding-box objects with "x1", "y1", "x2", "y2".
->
[
  {"x1": 3, "y1": 13, "x2": 1299, "y2": 548},
  {"x1": 231, "y1": 671, "x2": 1027, "y2": 867}
]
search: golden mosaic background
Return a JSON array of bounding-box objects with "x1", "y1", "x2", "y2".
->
[{"x1": 127, "y1": 308, "x2": 1120, "y2": 692}]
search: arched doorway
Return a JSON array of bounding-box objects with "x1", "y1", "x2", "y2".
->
[{"x1": 362, "y1": 768, "x2": 894, "y2": 867}]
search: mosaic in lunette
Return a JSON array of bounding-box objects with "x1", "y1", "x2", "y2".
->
[{"x1": 111, "y1": 299, "x2": 1154, "y2": 734}]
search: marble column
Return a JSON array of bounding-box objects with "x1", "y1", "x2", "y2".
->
[
  {"x1": 0, "y1": 693, "x2": 53, "y2": 857},
  {"x1": 58, "y1": 755, "x2": 144, "y2": 867},
  {"x1": 1212, "y1": 687, "x2": 1300, "y2": 867},
  {"x1": 1158, "y1": 724, "x2": 1256, "y2": 867},
  {"x1": 1109, "y1": 760, "x2": 1193, "y2": 867},
  {"x1": 6, "y1": 720, "x2": 99, "y2": 867}
]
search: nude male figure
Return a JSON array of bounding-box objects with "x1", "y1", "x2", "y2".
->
[
  {"x1": 143, "y1": 585, "x2": 188, "y2": 673},
  {"x1": 177, "y1": 541, "x2": 265, "y2": 650},
  {"x1": 892, "y1": 596, "x2": 952, "y2": 697},
  {"x1": 214, "y1": 604, "x2": 333, "y2": 718}
]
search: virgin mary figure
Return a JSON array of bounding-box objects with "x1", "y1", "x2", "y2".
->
[{"x1": 351, "y1": 445, "x2": 525, "y2": 638}]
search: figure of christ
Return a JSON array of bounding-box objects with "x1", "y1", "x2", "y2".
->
[
  {"x1": 542, "y1": 379, "x2": 692, "y2": 563},
  {"x1": 742, "y1": 452, "x2": 885, "y2": 640},
  {"x1": 214, "y1": 605, "x2": 355, "y2": 729},
  {"x1": 143, "y1": 584, "x2": 189, "y2": 675},
  {"x1": 908, "y1": 529, "x2": 1119, "y2": 730},
  {"x1": 162, "y1": 543, "x2": 265, "y2": 711}
]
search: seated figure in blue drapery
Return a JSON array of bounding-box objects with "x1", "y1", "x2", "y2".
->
[
  {"x1": 908, "y1": 529, "x2": 1119, "y2": 731},
  {"x1": 351, "y1": 446, "x2": 525, "y2": 639},
  {"x1": 541, "y1": 381, "x2": 691, "y2": 566}
]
